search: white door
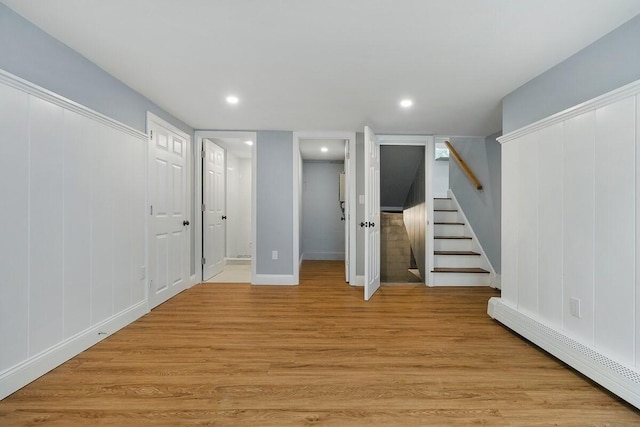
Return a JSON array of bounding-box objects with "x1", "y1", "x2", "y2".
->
[
  {"x1": 203, "y1": 139, "x2": 226, "y2": 280},
  {"x1": 148, "y1": 117, "x2": 189, "y2": 309},
  {"x1": 364, "y1": 126, "x2": 381, "y2": 300},
  {"x1": 344, "y1": 142, "x2": 350, "y2": 282}
]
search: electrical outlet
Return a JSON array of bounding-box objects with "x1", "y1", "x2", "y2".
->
[
  {"x1": 272, "y1": 250, "x2": 278, "y2": 260},
  {"x1": 569, "y1": 297, "x2": 581, "y2": 318},
  {"x1": 359, "y1": 195, "x2": 365, "y2": 204}
]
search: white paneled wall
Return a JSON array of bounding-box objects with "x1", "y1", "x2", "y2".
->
[
  {"x1": 494, "y1": 80, "x2": 640, "y2": 407},
  {"x1": 0, "y1": 71, "x2": 147, "y2": 399}
]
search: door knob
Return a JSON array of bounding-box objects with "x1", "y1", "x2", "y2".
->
[
  {"x1": 370, "y1": 222, "x2": 375, "y2": 228},
  {"x1": 222, "y1": 215, "x2": 227, "y2": 220},
  {"x1": 360, "y1": 222, "x2": 367, "y2": 228},
  {"x1": 183, "y1": 220, "x2": 190, "y2": 226}
]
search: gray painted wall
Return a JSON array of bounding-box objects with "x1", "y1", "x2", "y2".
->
[
  {"x1": 256, "y1": 131, "x2": 294, "y2": 276},
  {"x1": 503, "y1": 14, "x2": 640, "y2": 134},
  {"x1": 0, "y1": 4, "x2": 193, "y2": 135},
  {"x1": 302, "y1": 161, "x2": 345, "y2": 260},
  {"x1": 380, "y1": 145, "x2": 424, "y2": 210},
  {"x1": 449, "y1": 134, "x2": 501, "y2": 273}
]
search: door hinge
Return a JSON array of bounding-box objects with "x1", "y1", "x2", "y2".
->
[
  {"x1": 201, "y1": 203, "x2": 206, "y2": 212},
  {"x1": 201, "y1": 257, "x2": 206, "y2": 265},
  {"x1": 150, "y1": 130, "x2": 153, "y2": 139},
  {"x1": 201, "y1": 149, "x2": 206, "y2": 159},
  {"x1": 150, "y1": 205, "x2": 153, "y2": 215}
]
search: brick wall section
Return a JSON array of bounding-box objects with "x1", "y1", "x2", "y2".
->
[{"x1": 381, "y1": 212, "x2": 419, "y2": 282}]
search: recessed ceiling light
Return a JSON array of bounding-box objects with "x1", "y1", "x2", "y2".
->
[
  {"x1": 226, "y1": 95, "x2": 239, "y2": 104},
  {"x1": 244, "y1": 140, "x2": 253, "y2": 146},
  {"x1": 400, "y1": 99, "x2": 413, "y2": 108},
  {"x1": 321, "y1": 147, "x2": 328, "y2": 153}
]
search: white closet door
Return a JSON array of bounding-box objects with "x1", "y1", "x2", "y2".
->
[{"x1": 148, "y1": 118, "x2": 189, "y2": 309}]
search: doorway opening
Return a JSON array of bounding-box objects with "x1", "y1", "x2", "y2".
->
[
  {"x1": 293, "y1": 132, "x2": 357, "y2": 285},
  {"x1": 380, "y1": 145, "x2": 426, "y2": 284},
  {"x1": 194, "y1": 131, "x2": 256, "y2": 284}
]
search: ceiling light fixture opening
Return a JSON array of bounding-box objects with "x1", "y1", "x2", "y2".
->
[
  {"x1": 226, "y1": 95, "x2": 239, "y2": 104},
  {"x1": 244, "y1": 140, "x2": 253, "y2": 146},
  {"x1": 400, "y1": 99, "x2": 413, "y2": 108},
  {"x1": 321, "y1": 147, "x2": 328, "y2": 153}
]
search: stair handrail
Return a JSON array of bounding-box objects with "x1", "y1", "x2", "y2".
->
[{"x1": 444, "y1": 141, "x2": 483, "y2": 191}]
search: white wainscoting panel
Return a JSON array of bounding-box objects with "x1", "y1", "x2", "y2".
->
[
  {"x1": 0, "y1": 82, "x2": 29, "y2": 371},
  {"x1": 593, "y1": 96, "x2": 636, "y2": 364},
  {"x1": 537, "y1": 123, "x2": 564, "y2": 327},
  {"x1": 63, "y1": 110, "x2": 93, "y2": 338},
  {"x1": 637, "y1": 95, "x2": 640, "y2": 369},
  {"x1": 501, "y1": 142, "x2": 519, "y2": 306},
  {"x1": 0, "y1": 69, "x2": 148, "y2": 400},
  {"x1": 497, "y1": 78, "x2": 640, "y2": 408},
  {"x1": 562, "y1": 110, "x2": 596, "y2": 344},
  {"x1": 516, "y1": 132, "x2": 539, "y2": 315},
  {"x1": 29, "y1": 96, "x2": 65, "y2": 356}
]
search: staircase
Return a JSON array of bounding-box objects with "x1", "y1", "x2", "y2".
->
[{"x1": 432, "y1": 197, "x2": 491, "y2": 286}]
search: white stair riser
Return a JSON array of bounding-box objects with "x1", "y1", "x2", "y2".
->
[
  {"x1": 434, "y1": 238, "x2": 472, "y2": 251},
  {"x1": 430, "y1": 272, "x2": 491, "y2": 286},
  {"x1": 433, "y1": 199, "x2": 454, "y2": 210},
  {"x1": 434, "y1": 211, "x2": 459, "y2": 222},
  {"x1": 434, "y1": 224, "x2": 465, "y2": 236},
  {"x1": 434, "y1": 255, "x2": 482, "y2": 268}
]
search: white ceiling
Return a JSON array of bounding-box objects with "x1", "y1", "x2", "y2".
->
[
  {"x1": 206, "y1": 137, "x2": 253, "y2": 159},
  {"x1": 300, "y1": 139, "x2": 346, "y2": 161},
  {"x1": 4, "y1": 1, "x2": 640, "y2": 136}
]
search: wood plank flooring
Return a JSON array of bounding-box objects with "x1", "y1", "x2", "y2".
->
[{"x1": 1, "y1": 261, "x2": 638, "y2": 426}]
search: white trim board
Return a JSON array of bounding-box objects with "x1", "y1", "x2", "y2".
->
[
  {"x1": 489, "y1": 298, "x2": 640, "y2": 409},
  {"x1": 499, "y1": 77, "x2": 640, "y2": 143},
  {"x1": 0, "y1": 302, "x2": 147, "y2": 400},
  {"x1": 0, "y1": 69, "x2": 146, "y2": 140}
]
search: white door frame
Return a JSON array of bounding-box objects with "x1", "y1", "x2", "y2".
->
[
  {"x1": 377, "y1": 134, "x2": 434, "y2": 285},
  {"x1": 194, "y1": 131, "x2": 257, "y2": 283},
  {"x1": 146, "y1": 112, "x2": 193, "y2": 309},
  {"x1": 293, "y1": 131, "x2": 357, "y2": 285}
]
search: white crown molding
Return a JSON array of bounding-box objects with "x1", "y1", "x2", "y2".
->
[
  {"x1": 0, "y1": 68, "x2": 146, "y2": 140},
  {"x1": 499, "y1": 77, "x2": 640, "y2": 144}
]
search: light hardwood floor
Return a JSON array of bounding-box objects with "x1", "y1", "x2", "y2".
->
[{"x1": 1, "y1": 261, "x2": 638, "y2": 426}]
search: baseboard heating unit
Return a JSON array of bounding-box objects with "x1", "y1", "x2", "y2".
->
[{"x1": 488, "y1": 297, "x2": 640, "y2": 409}]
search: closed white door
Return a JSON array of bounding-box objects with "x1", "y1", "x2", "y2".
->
[
  {"x1": 203, "y1": 139, "x2": 226, "y2": 280},
  {"x1": 364, "y1": 126, "x2": 381, "y2": 300},
  {"x1": 148, "y1": 117, "x2": 189, "y2": 309}
]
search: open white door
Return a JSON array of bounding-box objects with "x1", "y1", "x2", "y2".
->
[
  {"x1": 202, "y1": 139, "x2": 226, "y2": 280},
  {"x1": 364, "y1": 126, "x2": 381, "y2": 300},
  {"x1": 148, "y1": 114, "x2": 190, "y2": 309}
]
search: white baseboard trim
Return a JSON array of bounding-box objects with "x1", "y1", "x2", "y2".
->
[
  {"x1": 0, "y1": 301, "x2": 148, "y2": 400},
  {"x1": 491, "y1": 273, "x2": 502, "y2": 289},
  {"x1": 252, "y1": 274, "x2": 298, "y2": 286},
  {"x1": 488, "y1": 297, "x2": 640, "y2": 410},
  {"x1": 189, "y1": 274, "x2": 198, "y2": 287},
  {"x1": 302, "y1": 252, "x2": 345, "y2": 260},
  {"x1": 350, "y1": 275, "x2": 365, "y2": 286}
]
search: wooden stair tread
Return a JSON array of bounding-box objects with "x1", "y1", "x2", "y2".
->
[
  {"x1": 432, "y1": 267, "x2": 490, "y2": 274},
  {"x1": 434, "y1": 251, "x2": 480, "y2": 256},
  {"x1": 434, "y1": 236, "x2": 472, "y2": 240},
  {"x1": 434, "y1": 222, "x2": 464, "y2": 225}
]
